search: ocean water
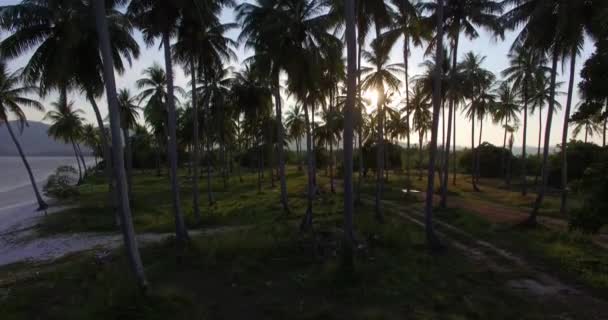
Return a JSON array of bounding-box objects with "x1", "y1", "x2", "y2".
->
[{"x1": 0, "y1": 156, "x2": 93, "y2": 193}]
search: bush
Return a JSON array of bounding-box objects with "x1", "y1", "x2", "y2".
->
[
  {"x1": 548, "y1": 141, "x2": 605, "y2": 187},
  {"x1": 569, "y1": 154, "x2": 608, "y2": 234},
  {"x1": 44, "y1": 166, "x2": 80, "y2": 199},
  {"x1": 459, "y1": 143, "x2": 515, "y2": 178}
]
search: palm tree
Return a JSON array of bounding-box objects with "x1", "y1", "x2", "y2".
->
[
  {"x1": 0, "y1": 0, "x2": 140, "y2": 200},
  {"x1": 81, "y1": 124, "x2": 101, "y2": 167},
  {"x1": 361, "y1": 40, "x2": 403, "y2": 222},
  {"x1": 409, "y1": 82, "x2": 432, "y2": 181},
  {"x1": 128, "y1": 0, "x2": 189, "y2": 245},
  {"x1": 117, "y1": 89, "x2": 141, "y2": 201},
  {"x1": 502, "y1": 0, "x2": 563, "y2": 225},
  {"x1": 378, "y1": 0, "x2": 430, "y2": 193},
  {"x1": 316, "y1": 105, "x2": 342, "y2": 193},
  {"x1": 0, "y1": 62, "x2": 47, "y2": 210},
  {"x1": 459, "y1": 52, "x2": 495, "y2": 191},
  {"x1": 492, "y1": 82, "x2": 520, "y2": 182},
  {"x1": 285, "y1": 105, "x2": 306, "y2": 171},
  {"x1": 571, "y1": 110, "x2": 602, "y2": 143},
  {"x1": 557, "y1": 0, "x2": 597, "y2": 216},
  {"x1": 429, "y1": 0, "x2": 503, "y2": 206},
  {"x1": 423, "y1": 0, "x2": 445, "y2": 250},
  {"x1": 92, "y1": 0, "x2": 147, "y2": 289},
  {"x1": 529, "y1": 72, "x2": 563, "y2": 186},
  {"x1": 44, "y1": 93, "x2": 86, "y2": 183},
  {"x1": 501, "y1": 45, "x2": 549, "y2": 196},
  {"x1": 342, "y1": 0, "x2": 357, "y2": 270},
  {"x1": 172, "y1": 0, "x2": 236, "y2": 220}
]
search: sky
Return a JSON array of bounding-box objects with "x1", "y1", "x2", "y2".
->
[{"x1": 2, "y1": 0, "x2": 601, "y2": 149}]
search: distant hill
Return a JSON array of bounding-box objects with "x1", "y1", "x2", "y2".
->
[{"x1": 0, "y1": 120, "x2": 91, "y2": 156}]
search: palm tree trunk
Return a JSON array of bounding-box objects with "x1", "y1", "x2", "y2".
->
[
  {"x1": 522, "y1": 82, "x2": 529, "y2": 195},
  {"x1": 603, "y1": 113, "x2": 606, "y2": 147},
  {"x1": 535, "y1": 107, "x2": 542, "y2": 186},
  {"x1": 441, "y1": 30, "x2": 460, "y2": 207},
  {"x1": 87, "y1": 93, "x2": 117, "y2": 211},
  {"x1": 330, "y1": 141, "x2": 335, "y2": 193},
  {"x1": 202, "y1": 77, "x2": 215, "y2": 205},
  {"x1": 560, "y1": 51, "x2": 576, "y2": 216},
  {"x1": 273, "y1": 77, "x2": 289, "y2": 213},
  {"x1": 530, "y1": 47, "x2": 560, "y2": 224},
  {"x1": 342, "y1": 0, "x2": 356, "y2": 269},
  {"x1": 123, "y1": 128, "x2": 133, "y2": 202},
  {"x1": 5, "y1": 122, "x2": 47, "y2": 210},
  {"x1": 300, "y1": 101, "x2": 314, "y2": 232},
  {"x1": 71, "y1": 139, "x2": 83, "y2": 183},
  {"x1": 453, "y1": 106, "x2": 457, "y2": 185},
  {"x1": 470, "y1": 107, "x2": 479, "y2": 191},
  {"x1": 93, "y1": 0, "x2": 146, "y2": 289},
  {"x1": 404, "y1": 39, "x2": 411, "y2": 193},
  {"x1": 419, "y1": 133, "x2": 423, "y2": 180},
  {"x1": 375, "y1": 96, "x2": 385, "y2": 223},
  {"x1": 76, "y1": 143, "x2": 87, "y2": 177},
  {"x1": 190, "y1": 55, "x2": 201, "y2": 222},
  {"x1": 476, "y1": 118, "x2": 483, "y2": 183},
  {"x1": 162, "y1": 29, "x2": 189, "y2": 244},
  {"x1": 424, "y1": 0, "x2": 445, "y2": 250},
  {"x1": 356, "y1": 38, "x2": 364, "y2": 204},
  {"x1": 502, "y1": 120, "x2": 507, "y2": 181}
]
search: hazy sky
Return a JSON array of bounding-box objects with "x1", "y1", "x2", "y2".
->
[{"x1": 2, "y1": 0, "x2": 600, "y2": 148}]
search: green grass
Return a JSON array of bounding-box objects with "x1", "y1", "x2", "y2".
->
[
  {"x1": 435, "y1": 207, "x2": 608, "y2": 295},
  {"x1": 1, "y1": 206, "x2": 581, "y2": 319}
]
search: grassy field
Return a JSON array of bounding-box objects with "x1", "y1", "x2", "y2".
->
[{"x1": 1, "y1": 166, "x2": 607, "y2": 319}]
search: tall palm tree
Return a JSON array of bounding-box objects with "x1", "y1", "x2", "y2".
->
[
  {"x1": 556, "y1": 0, "x2": 597, "y2": 216},
  {"x1": 529, "y1": 72, "x2": 563, "y2": 186},
  {"x1": 378, "y1": 0, "x2": 430, "y2": 193},
  {"x1": 423, "y1": 0, "x2": 445, "y2": 250},
  {"x1": 341, "y1": 0, "x2": 357, "y2": 270},
  {"x1": 0, "y1": 0, "x2": 140, "y2": 200},
  {"x1": 92, "y1": 0, "x2": 147, "y2": 289},
  {"x1": 427, "y1": 0, "x2": 503, "y2": 206},
  {"x1": 501, "y1": 45, "x2": 549, "y2": 195},
  {"x1": 81, "y1": 123, "x2": 101, "y2": 167},
  {"x1": 44, "y1": 93, "x2": 86, "y2": 183},
  {"x1": 492, "y1": 82, "x2": 520, "y2": 182},
  {"x1": 128, "y1": 0, "x2": 189, "y2": 245},
  {"x1": 361, "y1": 40, "x2": 402, "y2": 222},
  {"x1": 0, "y1": 62, "x2": 47, "y2": 210},
  {"x1": 285, "y1": 105, "x2": 306, "y2": 170},
  {"x1": 409, "y1": 82, "x2": 432, "y2": 181},
  {"x1": 117, "y1": 88, "x2": 141, "y2": 201},
  {"x1": 316, "y1": 105, "x2": 342, "y2": 193},
  {"x1": 172, "y1": 0, "x2": 236, "y2": 220},
  {"x1": 502, "y1": 0, "x2": 563, "y2": 225},
  {"x1": 459, "y1": 52, "x2": 495, "y2": 191}
]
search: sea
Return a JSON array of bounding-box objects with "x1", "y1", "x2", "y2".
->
[{"x1": 0, "y1": 156, "x2": 93, "y2": 212}]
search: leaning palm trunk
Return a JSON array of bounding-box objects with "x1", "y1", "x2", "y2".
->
[
  {"x1": 273, "y1": 79, "x2": 289, "y2": 214},
  {"x1": 190, "y1": 55, "x2": 201, "y2": 222},
  {"x1": 418, "y1": 133, "x2": 424, "y2": 180},
  {"x1": 375, "y1": 98, "x2": 384, "y2": 223},
  {"x1": 71, "y1": 139, "x2": 83, "y2": 183},
  {"x1": 162, "y1": 29, "x2": 189, "y2": 244},
  {"x1": 501, "y1": 120, "x2": 508, "y2": 181},
  {"x1": 5, "y1": 122, "x2": 47, "y2": 210},
  {"x1": 475, "y1": 118, "x2": 483, "y2": 184},
  {"x1": 423, "y1": 0, "x2": 444, "y2": 250},
  {"x1": 560, "y1": 51, "x2": 576, "y2": 216},
  {"x1": 530, "y1": 47, "x2": 560, "y2": 224},
  {"x1": 342, "y1": 0, "x2": 356, "y2": 270},
  {"x1": 93, "y1": 0, "x2": 146, "y2": 289},
  {"x1": 76, "y1": 143, "x2": 87, "y2": 178},
  {"x1": 453, "y1": 110, "x2": 457, "y2": 185},
  {"x1": 440, "y1": 31, "x2": 460, "y2": 207},
  {"x1": 300, "y1": 101, "x2": 314, "y2": 232},
  {"x1": 356, "y1": 41, "x2": 364, "y2": 204}
]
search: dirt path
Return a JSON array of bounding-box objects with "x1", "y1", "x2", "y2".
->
[{"x1": 361, "y1": 196, "x2": 608, "y2": 319}]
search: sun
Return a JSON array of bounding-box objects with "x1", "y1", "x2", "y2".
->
[{"x1": 363, "y1": 89, "x2": 378, "y2": 111}]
